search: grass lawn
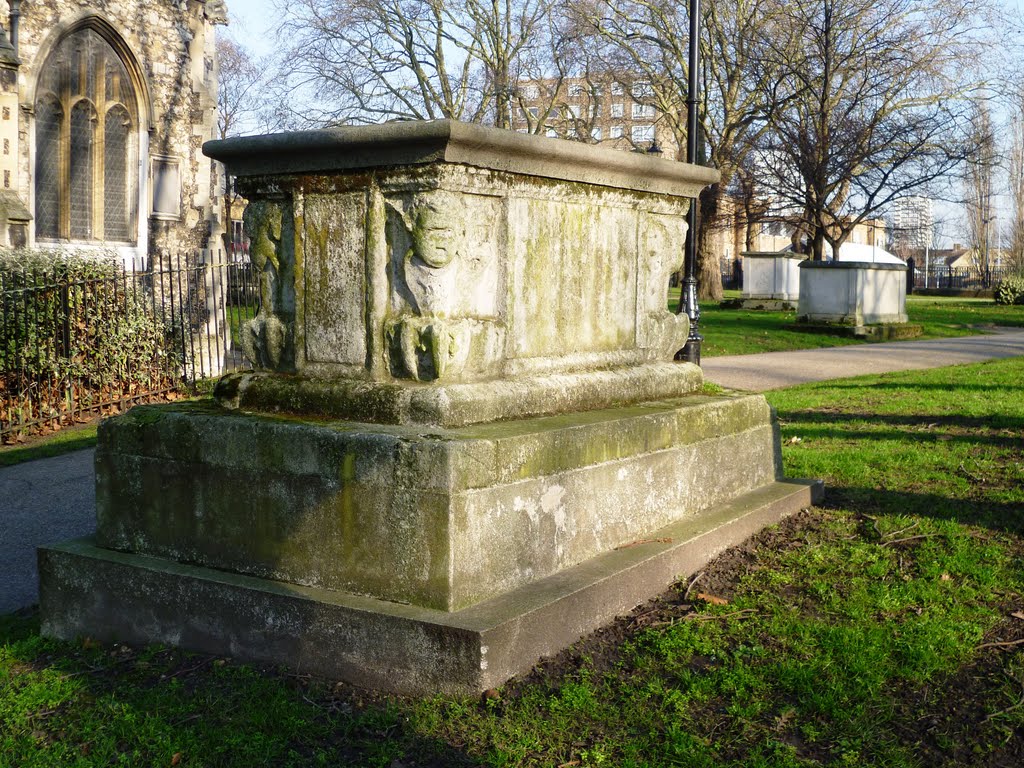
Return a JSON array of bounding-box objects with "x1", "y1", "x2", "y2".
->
[
  {"x1": 692, "y1": 292, "x2": 1024, "y2": 357},
  {"x1": 227, "y1": 304, "x2": 256, "y2": 345},
  {"x1": 3, "y1": 293, "x2": 1021, "y2": 466},
  {"x1": 0, "y1": 420, "x2": 100, "y2": 468},
  {"x1": 3, "y1": 358, "x2": 1023, "y2": 766}
]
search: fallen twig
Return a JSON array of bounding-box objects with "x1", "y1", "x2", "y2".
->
[
  {"x1": 983, "y1": 674, "x2": 1024, "y2": 723},
  {"x1": 614, "y1": 537, "x2": 672, "y2": 550},
  {"x1": 683, "y1": 571, "x2": 705, "y2": 600},
  {"x1": 858, "y1": 513, "x2": 882, "y2": 541},
  {"x1": 957, "y1": 462, "x2": 987, "y2": 484},
  {"x1": 883, "y1": 521, "x2": 919, "y2": 540},
  {"x1": 976, "y1": 638, "x2": 1024, "y2": 651},
  {"x1": 690, "y1": 609, "x2": 755, "y2": 622},
  {"x1": 164, "y1": 658, "x2": 213, "y2": 678},
  {"x1": 882, "y1": 534, "x2": 940, "y2": 547},
  {"x1": 301, "y1": 694, "x2": 325, "y2": 710}
]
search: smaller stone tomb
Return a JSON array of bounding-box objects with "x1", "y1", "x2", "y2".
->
[
  {"x1": 740, "y1": 250, "x2": 804, "y2": 307},
  {"x1": 39, "y1": 121, "x2": 821, "y2": 694},
  {"x1": 798, "y1": 259, "x2": 908, "y2": 327}
]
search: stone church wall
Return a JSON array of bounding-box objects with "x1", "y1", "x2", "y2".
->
[{"x1": 6, "y1": 0, "x2": 225, "y2": 259}]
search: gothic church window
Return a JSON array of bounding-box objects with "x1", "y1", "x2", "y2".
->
[{"x1": 35, "y1": 28, "x2": 139, "y2": 243}]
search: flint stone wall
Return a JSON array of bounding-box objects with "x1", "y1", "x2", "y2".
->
[{"x1": 15, "y1": 0, "x2": 225, "y2": 255}]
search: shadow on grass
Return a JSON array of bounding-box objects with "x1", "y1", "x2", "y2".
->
[
  {"x1": 1, "y1": 610, "x2": 484, "y2": 768},
  {"x1": 821, "y1": 380, "x2": 1024, "y2": 393},
  {"x1": 780, "y1": 410, "x2": 1024, "y2": 448},
  {"x1": 818, "y1": 486, "x2": 1024, "y2": 536}
]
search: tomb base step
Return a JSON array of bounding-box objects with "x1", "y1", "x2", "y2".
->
[
  {"x1": 40, "y1": 478, "x2": 822, "y2": 695},
  {"x1": 92, "y1": 393, "x2": 785, "y2": 612}
]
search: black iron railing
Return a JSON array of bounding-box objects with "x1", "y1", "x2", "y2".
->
[
  {"x1": 1, "y1": 252, "x2": 259, "y2": 440},
  {"x1": 910, "y1": 265, "x2": 1009, "y2": 290}
]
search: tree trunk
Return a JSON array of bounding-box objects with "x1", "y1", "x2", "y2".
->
[
  {"x1": 696, "y1": 184, "x2": 724, "y2": 301},
  {"x1": 811, "y1": 227, "x2": 827, "y2": 261}
]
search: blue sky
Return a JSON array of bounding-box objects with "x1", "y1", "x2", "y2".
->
[
  {"x1": 221, "y1": 0, "x2": 1024, "y2": 245},
  {"x1": 224, "y1": 0, "x2": 277, "y2": 56}
]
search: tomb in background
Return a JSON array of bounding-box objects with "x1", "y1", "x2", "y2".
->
[
  {"x1": 735, "y1": 250, "x2": 803, "y2": 310},
  {"x1": 798, "y1": 259, "x2": 909, "y2": 327}
]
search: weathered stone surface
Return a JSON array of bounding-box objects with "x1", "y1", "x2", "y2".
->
[
  {"x1": 742, "y1": 251, "x2": 804, "y2": 302},
  {"x1": 798, "y1": 260, "x2": 909, "y2": 325},
  {"x1": 41, "y1": 478, "x2": 823, "y2": 695},
  {"x1": 95, "y1": 392, "x2": 782, "y2": 611},
  {"x1": 203, "y1": 120, "x2": 719, "y2": 197},
  {"x1": 35, "y1": 118, "x2": 817, "y2": 697},
  {"x1": 15, "y1": 1, "x2": 224, "y2": 256},
  {"x1": 201, "y1": 123, "x2": 714, "y2": 418},
  {"x1": 215, "y1": 361, "x2": 704, "y2": 427}
]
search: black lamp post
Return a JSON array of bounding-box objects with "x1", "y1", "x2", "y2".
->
[{"x1": 677, "y1": 0, "x2": 703, "y2": 365}]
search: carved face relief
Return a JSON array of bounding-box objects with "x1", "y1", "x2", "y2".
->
[
  {"x1": 240, "y1": 199, "x2": 293, "y2": 371},
  {"x1": 383, "y1": 188, "x2": 503, "y2": 382},
  {"x1": 640, "y1": 214, "x2": 683, "y2": 312},
  {"x1": 638, "y1": 213, "x2": 689, "y2": 357},
  {"x1": 410, "y1": 191, "x2": 465, "y2": 269}
]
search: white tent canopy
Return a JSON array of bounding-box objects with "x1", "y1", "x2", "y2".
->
[{"x1": 781, "y1": 242, "x2": 904, "y2": 265}]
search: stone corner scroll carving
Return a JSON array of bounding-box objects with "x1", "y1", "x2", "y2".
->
[
  {"x1": 638, "y1": 212, "x2": 690, "y2": 358},
  {"x1": 241, "y1": 199, "x2": 295, "y2": 371}
]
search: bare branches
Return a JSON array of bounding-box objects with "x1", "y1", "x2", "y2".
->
[
  {"x1": 963, "y1": 99, "x2": 998, "y2": 272},
  {"x1": 216, "y1": 31, "x2": 271, "y2": 138},
  {"x1": 579, "y1": 0, "x2": 790, "y2": 298},
  {"x1": 271, "y1": 0, "x2": 575, "y2": 129},
  {"x1": 757, "y1": 0, "x2": 995, "y2": 261}
]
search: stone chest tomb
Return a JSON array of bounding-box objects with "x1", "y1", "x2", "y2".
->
[{"x1": 39, "y1": 121, "x2": 821, "y2": 694}]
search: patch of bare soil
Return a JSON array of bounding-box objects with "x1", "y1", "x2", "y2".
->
[
  {"x1": 506, "y1": 508, "x2": 825, "y2": 689},
  {"x1": 891, "y1": 613, "x2": 1024, "y2": 768}
]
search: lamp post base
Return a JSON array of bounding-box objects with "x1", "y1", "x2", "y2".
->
[{"x1": 677, "y1": 337, "x2": 702, "y2": 366}]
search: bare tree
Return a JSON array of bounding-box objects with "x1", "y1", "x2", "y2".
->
[
  {"x1": 216, "y1": 31, "x2": 267, "y2": 139},
  {"x1": 583, "y1": 0, "x2": 792, "y2": 299},
  {"x1": 731, "y1": 154, "x2": 773, "y2": 252},
  {"x1": 1007, "y1": 107, "x2": 1024, "y2": 273},
  {"x1": 274, "y1": 0, "x2": 572, "y2": 129},
  {"x1": 963, "y1": 99, "x2": 997, "y2": 275},
  {"x1": 757, "y1": 0, "x2": 994, "y2": 262}
]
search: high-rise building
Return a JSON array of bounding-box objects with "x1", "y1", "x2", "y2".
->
[{"x1": 892, "y1": 196, "x2": 934, "y2": 249}]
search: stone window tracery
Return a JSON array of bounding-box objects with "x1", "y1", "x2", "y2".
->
[{"x1": 34, "y1": 27, "x2": 139, "y2": 244}]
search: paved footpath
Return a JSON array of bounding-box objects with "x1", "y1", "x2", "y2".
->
[
  {"x1": 1, "y1": 448, "x2": 96, "y2": 615},
  {"x1": 4, "y1": 329, "x2": 1024, "y2": 614},
  {"x1": 701, "y1": 328, "x2": 1024, "y2": 392}
]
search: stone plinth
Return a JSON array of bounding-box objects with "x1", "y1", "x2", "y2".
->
[
  {"x1": 39, "y1": 120, "x2": 821, "y2": 694},
  {"x1": 41, "y1": 477, "x2": 822, "y2": 695},
  {"x1": 798, "y1": 260, "x2": 909, "y2": 326},
  {"x1": 93, "y1": 395, "x2": 779, "y2": 612},
  {"x1": 741, "y1": 251, "x2": 803, "y2": 303}
]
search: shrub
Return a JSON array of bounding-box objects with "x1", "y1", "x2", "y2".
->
[
  {"x1": 994, "y1": 275, "x2": 1024, "y2": 305},
  {"x1": 1, "y1": 248, "x2": 180, "y2": 436}
]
